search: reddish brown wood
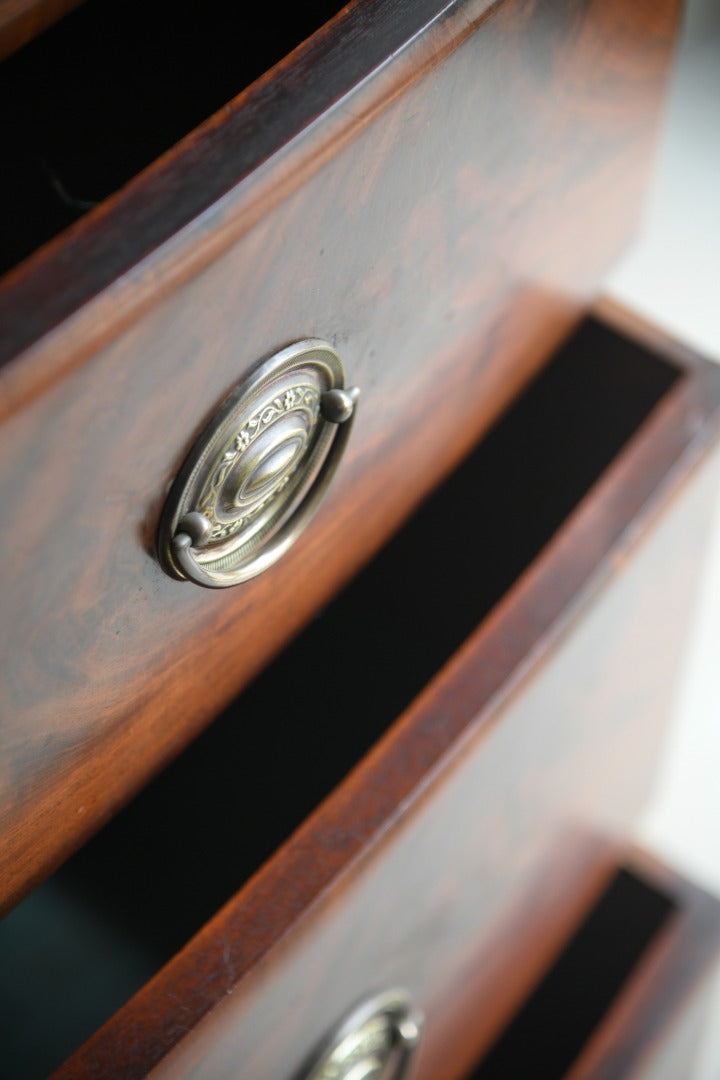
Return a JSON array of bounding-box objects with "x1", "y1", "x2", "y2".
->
[
  {"x1": 0, "y1": 0, "x2": 679, "y2": 384},
  {"x1": 0, "y1": 0, "x2": 84, "y2": 60},
  {"x1": 0, "y1": 0, "x2": 682, "y2": 915},
  {"x1": 51, "y1": 315, "x2": 720, "y2": 1077}
]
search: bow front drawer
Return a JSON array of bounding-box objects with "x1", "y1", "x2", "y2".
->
[
  {"x1": 3, "y1": 307, "x2": 720, "y2": 1077},
  {"x1": 0, "y1": 0, "x2": 681, "y2": 943}
]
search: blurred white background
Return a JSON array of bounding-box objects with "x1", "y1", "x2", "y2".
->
[{"x1": 607, "y1": 0, "x2": 720, "y2": 1073}]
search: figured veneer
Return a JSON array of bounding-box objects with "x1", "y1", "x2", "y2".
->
[
  {"x1": 8, "y1": 307, "x2": 717, "y2": 1078},
  {"x1": 0, "y1": 306, "x2": 716, "y2": 1080},
  {"x1": 0, "y1": 0, "x2": 682, "y2": 915}
]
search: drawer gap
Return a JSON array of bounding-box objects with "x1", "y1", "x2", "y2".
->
[
  {"x1": 0, "y1": 319, "x2": 681, "y2": 1078},
  {"x1": 465, "y1": 867, "x2": 676, "y2": 1079},
  {"x1": 0, "y1": 0, "x2": 343, "y2": 276}
]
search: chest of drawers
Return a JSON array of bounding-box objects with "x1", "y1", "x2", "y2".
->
[{"x1": 4, "y1": 0, "x2": 719, "y2": 1076}]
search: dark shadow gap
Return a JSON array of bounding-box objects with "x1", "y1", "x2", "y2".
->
[
  {"x1": 466, "y1": 868, "x2": 676, "y2": 1079},
  {"x1": 0, "y1": 0, "x2": 344, "y2": 275}
]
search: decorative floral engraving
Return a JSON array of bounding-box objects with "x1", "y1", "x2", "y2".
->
[{"x1": 198, "y1": 384, "x2": 319, "y2": 540}]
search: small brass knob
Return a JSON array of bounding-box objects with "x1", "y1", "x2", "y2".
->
[
  {"x1": 157, "y1": 340, "x2": 358, "y2": 588},
  {"x1": 303, "y1": 990, "x2": 423, "y2": 1080}
]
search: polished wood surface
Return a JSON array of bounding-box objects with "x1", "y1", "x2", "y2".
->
[
  {"x1": 0, "y1": 0, "x2": 680, "y2": 382},
  {"x1": 54, "y1": 316, "x2": 720, "y2": 1077},
  {"x1": 0, "y1": 0, "x2": 682, "y2": 914}
]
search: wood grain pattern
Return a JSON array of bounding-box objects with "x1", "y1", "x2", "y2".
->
[
  {"x1": 0, "y1": 0, "x2": 681, "y2": 406},
  {"x1": 0, "y1": 0, "x2": 681, "y2": 911},
  {"x1": 54, "y1": 318, "x2": 720, "y2": 1077},
  {"x1": 0, "y1": 0, "x2": 84, "y2": 60},
  {"x1": 0, "y1": 0, "x2": 507, "y2": 379}
]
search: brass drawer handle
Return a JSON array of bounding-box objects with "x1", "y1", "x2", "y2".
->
[
  {"x1": 304, "y1": 989, "x2": 423, "y2": 1080},
  {"x1": 157, "y1": 340, "x2": 359, "y2": 588}
]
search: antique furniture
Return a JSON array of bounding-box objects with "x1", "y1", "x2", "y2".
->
[{"x1": 2, "y1": 0, "x2": 719, "y2": 1076}]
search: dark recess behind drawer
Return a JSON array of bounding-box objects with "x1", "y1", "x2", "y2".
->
[{"x1": 0, "y1": 0, "x2": 343, "y2": 275}]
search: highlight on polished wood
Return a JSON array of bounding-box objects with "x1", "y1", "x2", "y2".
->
[
  {"x1": 0, "y1": 0, "x2": 683, "y2": 917},
  {"x1": 0, "y1": 304, "x2": 716, "y2": 1077},
  {"x1": 3, "y1": 0, "x2": 713, "y2": 1076}
]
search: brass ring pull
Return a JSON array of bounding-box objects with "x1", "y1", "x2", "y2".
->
[
  {"x1": 303, "y1": 989, "x2": 423, "y2": 1080},
  {"x1": 157, "y1": 340, "x2": 359, "y2": 588}
]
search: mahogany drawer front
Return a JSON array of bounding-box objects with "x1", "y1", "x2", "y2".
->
[
  {"x1": 0, "y1": 0, "x2": 682, "y2": 912},
  {"x1": 53, "y1": 317, "x2": 720, "y2": 1079},
  {"x1": 0, "y1": 309, "x2": 715, "y2": 1077}
]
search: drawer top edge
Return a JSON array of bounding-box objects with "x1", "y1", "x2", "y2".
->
[{"x1": 0, "y1": 0, "x2": 491, "y2": 382}]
